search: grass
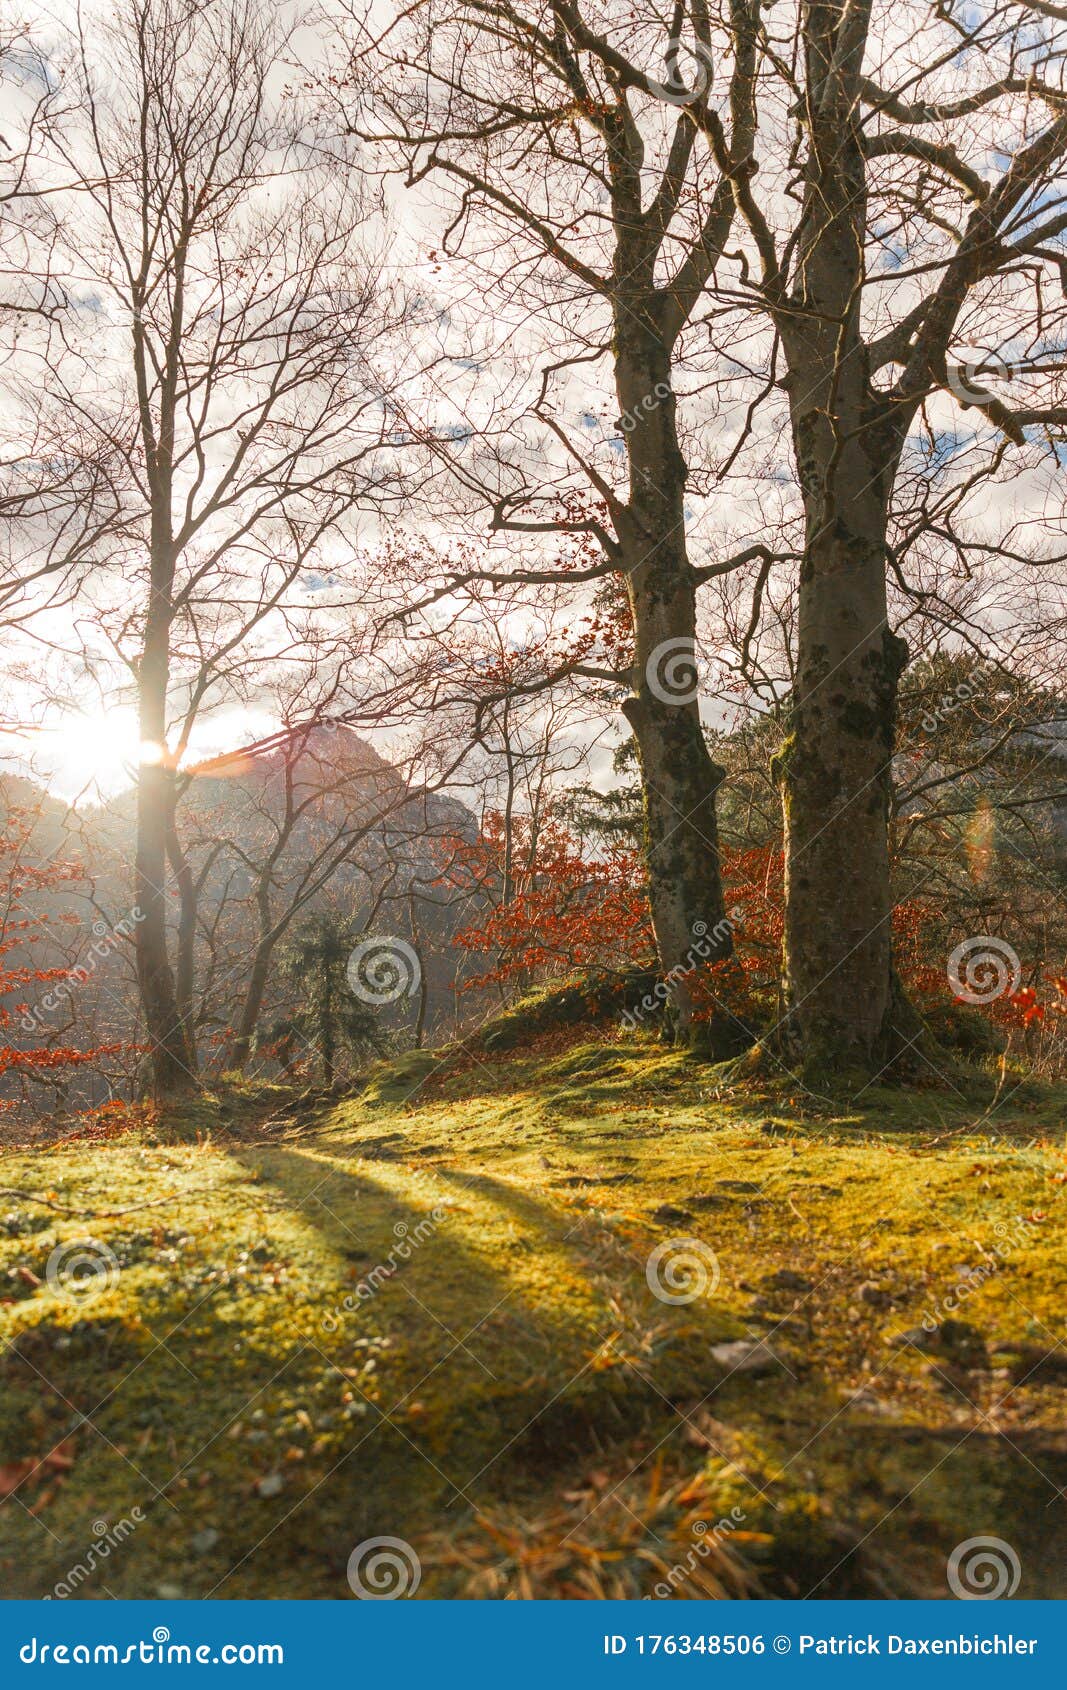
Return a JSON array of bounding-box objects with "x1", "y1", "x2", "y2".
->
[{"x1": 1, "y1": 1031, "x2": 1066, "y2": 1600}]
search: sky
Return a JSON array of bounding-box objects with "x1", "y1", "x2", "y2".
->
[
  {"x1": 4, "y1": 0, "x2": 1067, "y2": 810},
  {"x1": 3, "y1": 705, "x2": 282, "y2": 804}
]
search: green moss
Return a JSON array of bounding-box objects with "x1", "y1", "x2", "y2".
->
[
  {"x1": 360, "y1": 1047, "x2": 447, "y2": 1106},
  {"x1": 1, "y1": 1044, "x2": 1065, "y2": 1599},
  {"x1": 471, "y1": 970, "x2": 660, "y2": 1053}
]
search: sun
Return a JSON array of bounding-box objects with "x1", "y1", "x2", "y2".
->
[
  {"x1": 26, "y1": 706, "x2": 146, "y2": 801},
  {"x1": 14, "y1": 703, "x2": 282, "y2": 802}
]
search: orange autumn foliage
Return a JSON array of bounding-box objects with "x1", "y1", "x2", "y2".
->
[
  {"x1": 0, "y1": 807, "x2": 126, "y2": 1096},
  {"x1": 451, "y1": 815, "x2": 1057, "y2": 1039}
]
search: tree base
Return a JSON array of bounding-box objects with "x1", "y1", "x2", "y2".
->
[
  {"x1": 720, "y1": 979, "x2": 955, "y2": 1098},
  {"x1": 140, "y1": 1046, "x2": 199, "y2": 1102},
  {"x1": 658, "y1": 1007, "x2": 755, "y2": 1063}
]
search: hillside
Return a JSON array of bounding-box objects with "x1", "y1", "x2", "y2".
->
[
  {"x1": 1, "y1": 1033, "x2": 1065, "y2": 1600},
  {"x1": 0, "y1": 727, "x2": 480, "y2": 1104}
]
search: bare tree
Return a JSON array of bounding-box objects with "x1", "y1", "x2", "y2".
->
[
  {"x1": 689, "y1": 0, "x2": 1067, "y2": 1077},
  {"x1": 188, "y1": 718, "x2": 472, "y2": 1071},
  {"x1": 27, "y1": 0, "x2": 406, "y2": 1093},
  {"x1": 350, "y1": 0, "x2": 781, "y2": 1052},
  {"x1": 0, "y1": 22, "x2": 115, "y2": 648}
]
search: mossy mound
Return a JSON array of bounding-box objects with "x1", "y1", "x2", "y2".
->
[{"x1": 473, "y1": 968, "x2": 661, "y2": 1052}]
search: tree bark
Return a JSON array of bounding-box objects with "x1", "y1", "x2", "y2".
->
[
  {"x1": 774, "y1": 0, "x2": 922, "y2": 1080},
  {"x1": 321, "y1": 968, "x2": 335, "y2": 1086},
  {"x1": 165, "y1": 818, "x2": 199, "y2": 1073},
  {"x1": 616, "y1": 309, "x2": 741, "y2": 1056},
  {"x1": 135, "y1": 611, "x2": 196, "y2": 1094},
  {"x1": 775, "y1": 470, "x2": 913, "y2": 1075},
  {"x1": 229, "y1": 887, "x2": 276, "y2": 1071}
]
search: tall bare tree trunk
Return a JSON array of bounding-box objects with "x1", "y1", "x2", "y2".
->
[
  {"x1": 135, "y1": 605, "x2": 195, "y2": 1093},
  {"x1": 229, "y1": 890, "x2": 276, "y2": 1071},
  {"x1": 777, "y1": 464, "x2": 911, "y2": 1074},
  {"x1": 616, "y1": 311, "x2": 739, "y2": 1056},
  {"x1": 774, "y1": 0, "x2": 920, "y2": 1079}
]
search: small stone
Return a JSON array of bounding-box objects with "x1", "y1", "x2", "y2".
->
[
  {"x1": 710, "y1": 1338, "x2": 787, "y2": 1376},
  {"x1": 886, "y1": 1325, "x2": 938, "y2": 1353},
  {"x1": 763, "y1": 1269, "x2": 813, "y2": 1294},
  {"x1": 191, "y1": 1528, "x2": 219, "y2": 1554},
  {"x1": 858, "y1": 1281, "x2": 893, "y2": 1308},
  {"x1": 841, "y1": 1387, "x2": 889, "y2": 1413},
  {"x1": 156, "y1": 1582, "x2": 183, "y2": 1599},
  {"x1": 255, "y1": 1472, "x2": 284, "y2": 1498}
]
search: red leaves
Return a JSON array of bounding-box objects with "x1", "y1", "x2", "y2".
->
[
  {"x1": 1010, "y1": 986, "x2": 1045, "y2": 1028},
  {"x1": 0, "y1": 810, "x2": 131, "y2": 1090},
  {"x1": 451, "y1": 823, "x2": 788, "y2": 1018},
  {"x1": 62, "y1": 1099, "x2": 149, "y2": 1144},
  {"x1": 0, "y1": 1437, "x2": 77, "y2": 1508},
  {"x1": 449, "y1": 814, "x2": 1067, "y2": 1053},
  {"x1": 0, "y1": 1043, "x2": 126, "y2": 1072},
  {"x1": 452, "y1": 814, "x2": 652, "y2": 985}
]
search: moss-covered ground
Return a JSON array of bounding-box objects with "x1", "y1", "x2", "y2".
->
[{"x1": 1, "y1": 1032, "x2": 1065, "y2": 1600}]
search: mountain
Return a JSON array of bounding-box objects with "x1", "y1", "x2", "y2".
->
[{"x1": 0, "y1": 726, "x2": 481, "y2": 1095}]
